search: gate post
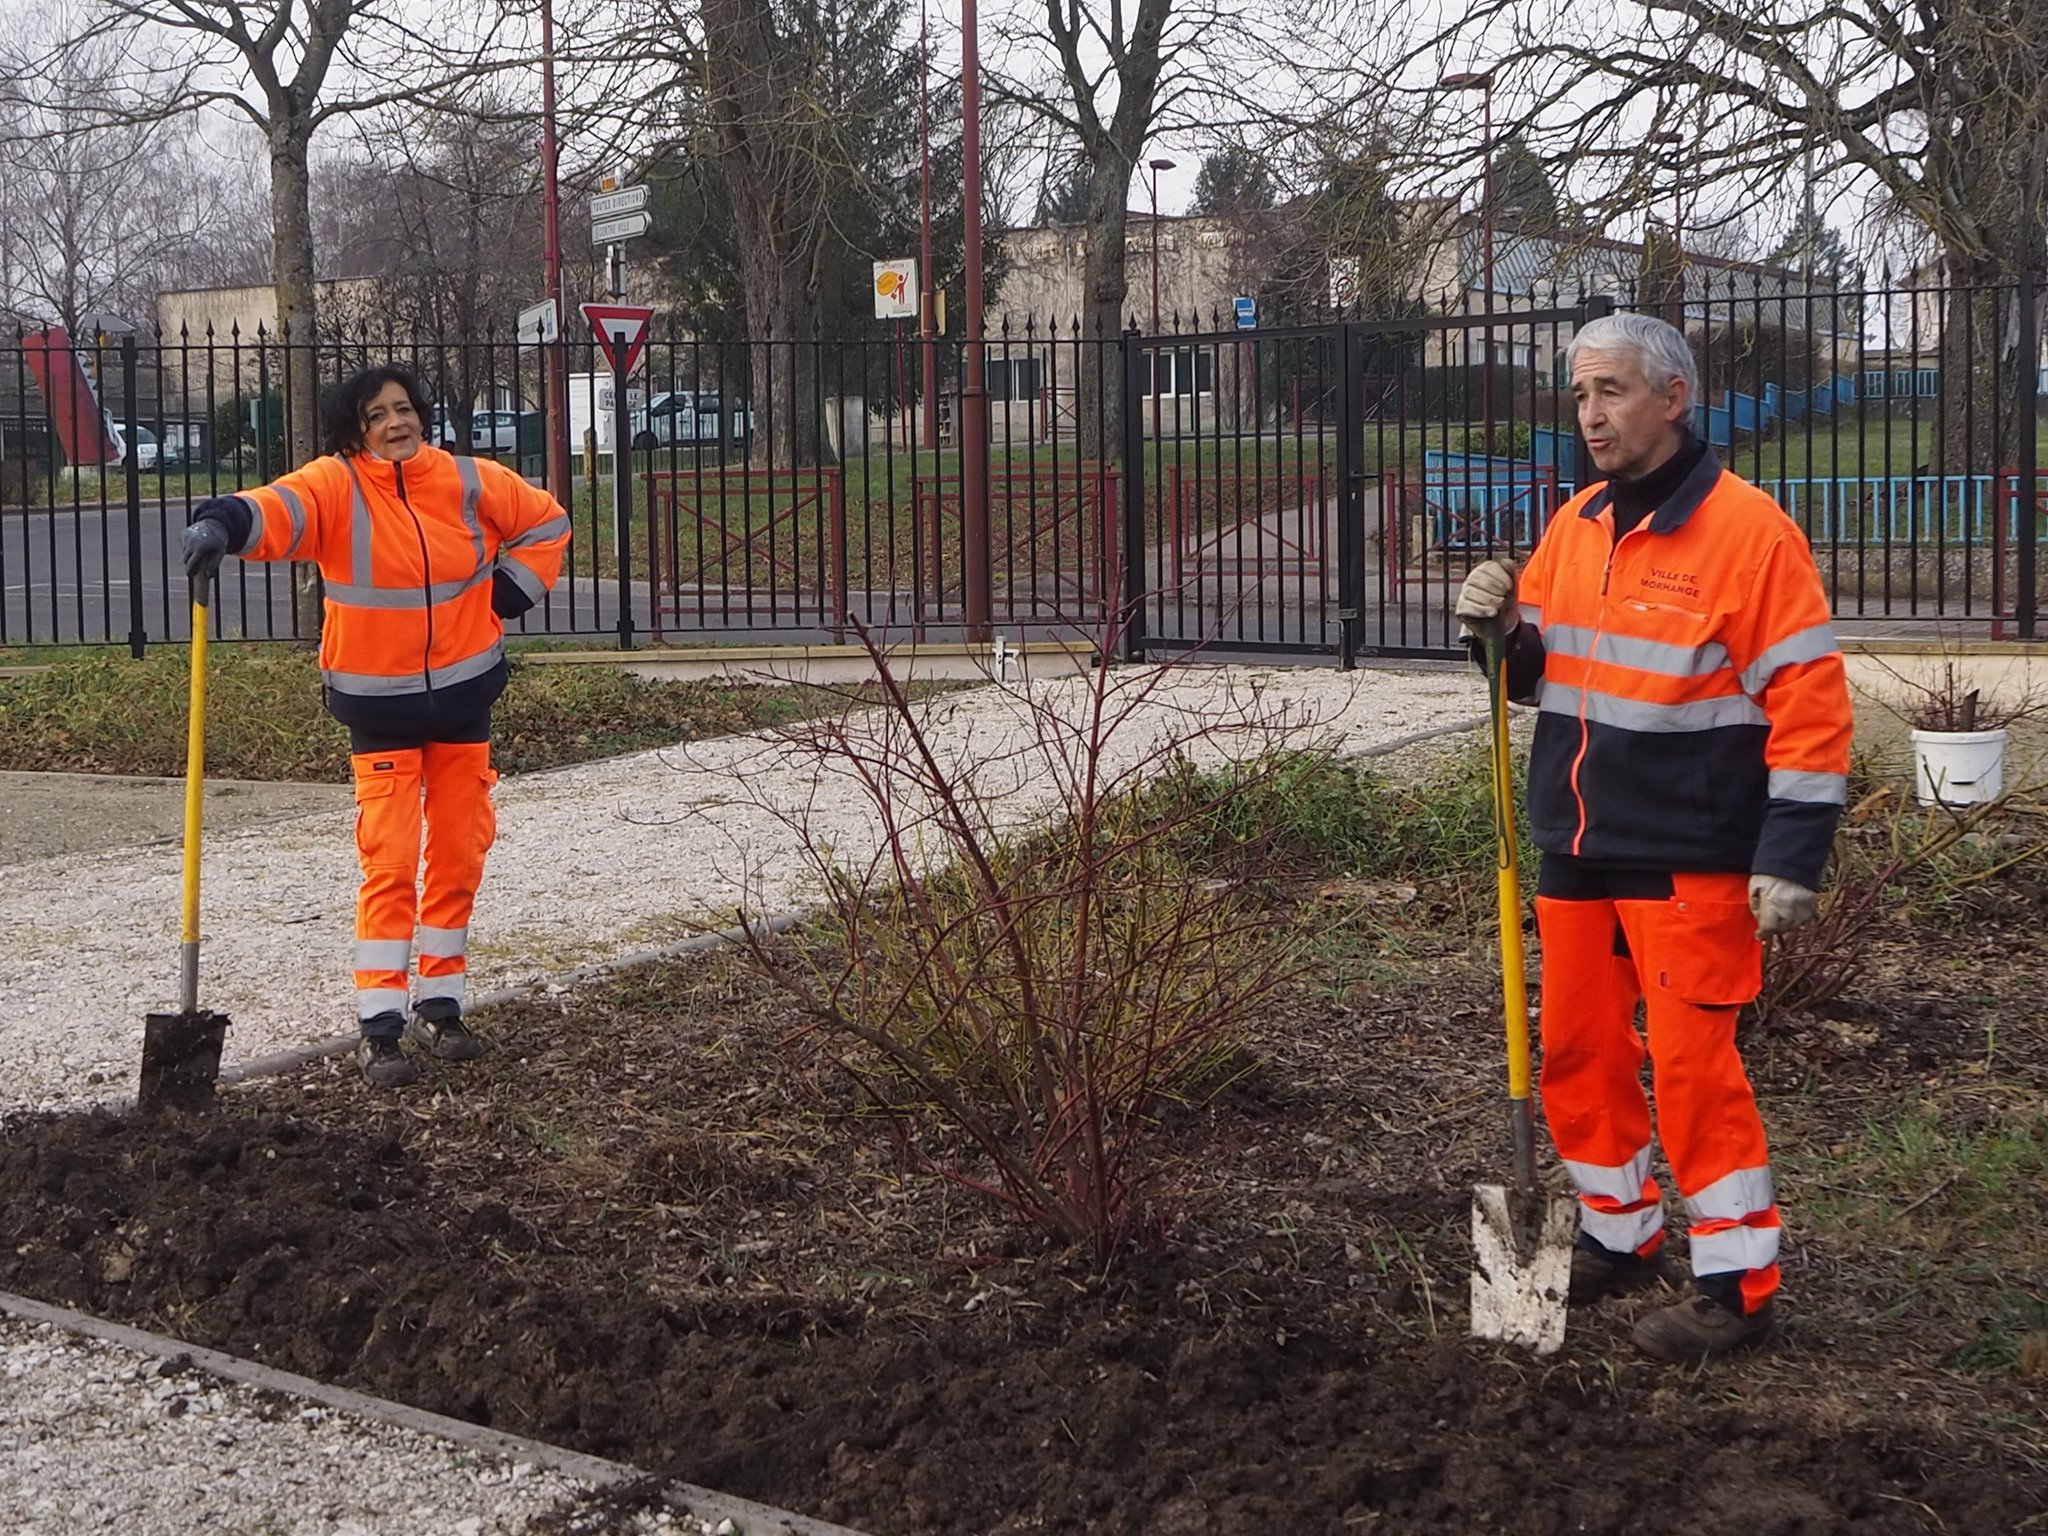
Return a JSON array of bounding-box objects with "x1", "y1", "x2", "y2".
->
[
  {"x1": 1119, "y1": 325, "x2": 1147, "y2": 663},
  {"x1": 2019, "y1": 270, "x2": 2039, "y2": 641},
  {"x1": 1573, "y1": 294, "x2": 1616, "y2": 493},
  {"x1": 1335, "y1": 323, "x2": 1363, "y2": 668}
]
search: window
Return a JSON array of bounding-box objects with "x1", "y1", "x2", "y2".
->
[
  {"x1": 1142, "y1": 348, "x2": 1215, "y2": 398},
  {"x1": 1860, "y1": 370, "x2": 1889, "y2": 399},
  {"x1": 986, "y1": 356, "x2": 1045, "y2": 402}
]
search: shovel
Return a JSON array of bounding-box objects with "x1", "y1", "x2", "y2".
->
[
  {"x1": 1466, "y1": 618, "x2": 1574, "y2": 1353},
  {"x1": 139, "y1": 574, "x2": 230, "y2": 1110}
]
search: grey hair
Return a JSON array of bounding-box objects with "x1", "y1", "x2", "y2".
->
[{"x1": 1565, "y1": 313, "x2": 1699, "y2": 402}]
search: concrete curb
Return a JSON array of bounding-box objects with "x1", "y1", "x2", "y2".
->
[{"x1": 0, "y1": 1289, "x2": 869, "y2": 1536}]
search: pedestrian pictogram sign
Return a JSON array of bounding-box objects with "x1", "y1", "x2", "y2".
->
[
  {"x1": 873, "y1": 259, "x2": 918, "y2": 320},
  {"x1": 581, "y1": 303, "x2": 655, "y2": 376}
]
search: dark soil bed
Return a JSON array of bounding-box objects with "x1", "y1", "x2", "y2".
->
[{"x1": 3, "y1": 883, "x2": 2045, "y2": 1534}]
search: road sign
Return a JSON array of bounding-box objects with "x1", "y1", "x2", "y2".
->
[
  {"x1": 581, "y1": 303, "x2": 656, "y2": 377},
  {"x1": 590, "y1": 185, "x2": 650, "y2": 220},
  {"x1": 517, "y1": 297, "x2": 560, "y2": 344},
  {"x1": 873, "y1": 258, "x2": 918, "y2": 320},
  {"x1": 591, "y1": 210, "x2": 652, "y2": 245},
  {"x1": 596, "y1": 384, "x2": 646, "y2": 412},
  {"x1": 1233, "y1": 296, "x2": 1257, "y2": 331},
  {"x1": 1329, "y1": 256, "x2": 1360, "y2": 312}
]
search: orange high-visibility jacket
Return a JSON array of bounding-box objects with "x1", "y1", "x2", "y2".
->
[
  {"x1": 226, "y1": 447, "x2": 570, "y2": 731},
  {"x1": 1506, "y1": 450, "x2": 1853, "y2": 890}
]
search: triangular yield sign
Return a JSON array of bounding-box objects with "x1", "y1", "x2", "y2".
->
[{"x1": 581, "y1": 303, "x2": 656, "y2": 377}]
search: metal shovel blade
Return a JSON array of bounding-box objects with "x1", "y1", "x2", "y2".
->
[
  {"x1": 139, "y1": 1009, "x2": 230, "y2": 1111},
  {"x1": 1469, "y1": 1182, "x2": 1575, "y2": 1354}
]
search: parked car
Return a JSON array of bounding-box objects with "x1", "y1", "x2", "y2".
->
[
  {"x1": 631, "y1": 391, "x2": 754, "y2": 451},
  {"x1": 132, "y1": 425, "x2": 159, "y2": 471},
  {"x1": 434, "y1": 409, "x2": 523, "y2": 453}
]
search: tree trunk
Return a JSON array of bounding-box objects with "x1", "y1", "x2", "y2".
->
[
  {"x1": 732, "y1": 222, "x2": 820, "y2": 468},
  {"x1": 1078, "y1": 164, "x2": 1134, "y2": 463},
  {"x1": 1936, "y1": 243, "x2": 2043, "y2": 476},
  {"x1": 270, "y1": 120, "x2": 323, "y2": 639}
]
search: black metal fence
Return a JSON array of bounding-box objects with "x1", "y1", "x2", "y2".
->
[{"x1": 2, "y1": 274, "x2": 2040, "y2": 659}]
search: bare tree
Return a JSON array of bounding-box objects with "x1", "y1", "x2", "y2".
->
[
  {"x1": 0, "y1": 33, "x2": 265, "y2": 331},
  {"x1": 988, "y1": 0, "x2": 1377, "y2": 456},
  {"x1": 11, "y1": 0, "x2": 517, "y2": 631},
  {"x1": 317, "y1": 94, "x2": 544, "y2": 440},
  {"x1": 1397, "y1": 0, "x2": 2048, "y2": 460}
]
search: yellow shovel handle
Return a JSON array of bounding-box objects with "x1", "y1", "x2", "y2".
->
[
  {"x1": 180, "y1": 587, "x2": 209, "y2": 1009},
  {"x1": 1483, "y1": 624, "x2": 1534, "y2": 1104}
]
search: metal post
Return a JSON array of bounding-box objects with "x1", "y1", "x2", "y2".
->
[
  {"x1": 540, "y1": 0, "x2": 570, "y2": 505},
  {"x1": 959, "y1": 0, "x2": 991, "y2": 642},
  {"x1": 1120, "y1": 325, "x2": 1148, "y2": 661},
  {"x1": 1480, "y1": 81, "x2": 1495, "y2": 457},
  {"x1": 1150, "y1": 171, "x2": 1162, "y2": 334},
  {"x1": 2021, "y1": 269, "x2": 2039, "y2": 640},
  {"x1": 1335, "y1": 321, "x2": 1362, "y2": 667},
  {"x1": 122, "y1": 337, "x2": 145, "y2": 659},
  {"x1": 918, "y1": 0, "x2": 938, "y2": 451},
  {"x1": 613, "y1": 341, "x2": 635, "y2": 651}
]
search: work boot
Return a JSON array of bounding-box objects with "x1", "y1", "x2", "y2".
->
[
  {"x1": 405, "y1": 997, "x2": 484, "y2": 1061},
  {"x1": 1568, "y1": 1235, "x2": 1673, "y2": 1306},
  {"x1": 356, "y1": 1014, "x2": 419, "y2": 1088},
  {"x1": 1632, "y1": 1293, "x2": 1776, "y2": 1362}
]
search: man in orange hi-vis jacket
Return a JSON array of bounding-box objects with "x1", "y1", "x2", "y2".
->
[
  {"x1": 1455, "y1": 312, "x2": 1853, "y2": 1362},
  {"x1": 181, "y1": 366, "x2": 570, "y2": 1087}
]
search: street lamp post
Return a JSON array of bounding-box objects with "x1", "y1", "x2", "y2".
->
[
  {"x1": 1440, "y1": 71, "x2": 1495, "y2": 454},
  {"x1": 1649, "y1": 129, "x2": 1684, "y2": 321},
  {"x1": 960, "y1": 0, "x2": 991, "y2": 641},
  {"x1": 1146, "y1": 157, "x2": 1175, "y2": 334},
  {"x1": 539, "y1": 0, "x2": 569, "y2": 505}
]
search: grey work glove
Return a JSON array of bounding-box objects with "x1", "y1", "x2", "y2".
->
[
  {"x1": 180, "y1": 516, "x2": 232, "y2": 583},
  {"x1": 1455, "y1": 559, "x2": 1520, "y2": 637},
  {"x1": 1749, "y1": 874, "x2": 1818, "y2": 938}
]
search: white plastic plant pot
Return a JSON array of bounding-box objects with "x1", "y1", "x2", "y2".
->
[{"x1": 1911, "y1": 727, "x2": 2008, "y2": 807}]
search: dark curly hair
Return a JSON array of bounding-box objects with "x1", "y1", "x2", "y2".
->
[{"x1": 322, "y1": 365, "x2": 434, "y2": 456}]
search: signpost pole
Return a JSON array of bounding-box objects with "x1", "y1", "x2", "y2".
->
[{"x1": 613, "y1": 337, "x2": 634, "y2": 651}]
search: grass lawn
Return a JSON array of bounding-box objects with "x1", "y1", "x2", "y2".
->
[{"x1": 0, "y1": 645, "x2": 959, "y2": 781}]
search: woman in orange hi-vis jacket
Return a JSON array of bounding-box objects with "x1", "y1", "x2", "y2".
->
[
  {"x1": 1454, "y1": 313, "x2": 1853, "y2": 1365},
  {"x1": 180, "y1": 365, "x2": 571, "y2": 1087}
]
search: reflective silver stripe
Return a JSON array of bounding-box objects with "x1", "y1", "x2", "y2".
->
[
  {"x1": 1682, "y1": 1164, "x2": 1776, "y2": 1224},
  {"x1": 325, "y1": 566, "x2": 492, "y2": 609},
  {"x1": 1538, "y1": 684, "x2": 1770, "y2": 733},
  {"x1": 230, "y1": 494, "x2": 264, "y2": 554},
  {"x1": 416, "y1": 974, "x2": 466, "y2": 1003},
  {"x1": 1544, "y1": 624, "x2": 1730, "y2": 680},
  {"x1": 495, "y1": 554, "x2": 547, "y2": 603},
  {"x1": 322, "y1": 641, "x2": 506, "y2": 698},
  {"x1": 353, "y1": 939, "x2": 413, "y2": 973},
  {"x1": 276, "y1": 485, "x2": 310, "y2": 559},
  {"x1": 343, "y1": 460, "x2": 374, "y2": 586},
  {"x1": 1768, "y1": 769, "x2": 1848, "y2": 805},
  {"x1": 355, "y1": 987, "x2": 410, "y2": 1020},
  {"x1": 1739, "y1": 622, "x2": 1839, "y2": 695},
  {"x1": 1579, "y1": 1203, "x2": 1664, "y2": 1255},
  {"x1": 502, "y1": 513, "x2": 572, "y2": 550},
  {"x1": 454, "y1": 456, "x2": 487, "y2": 574},
  {"x1": 1688, "y1": 1223, "x2": 1780, "y2": 1276},
  {"x1": 417, "y1": 925, "x2": 468, "y2": 959},
  {"x1": 1521, "y1": 604, "x2": 1543, "y2": 630},
  {"x1": 1564, "y1": 1143, "x2": 1656, "y2": 1205}
]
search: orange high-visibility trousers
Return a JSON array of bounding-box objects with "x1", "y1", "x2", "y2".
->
[
  {"x1": 349, "y1": 742, "x2": 497, "y2": 1028},
  {"x1": 1535, "y1": 864, "x2": 1782, "y2": 1314}
]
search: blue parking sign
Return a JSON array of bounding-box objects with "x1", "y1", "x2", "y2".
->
[{"x1": 1233, "y1": 296, "x2": 1257, "y2": 330}]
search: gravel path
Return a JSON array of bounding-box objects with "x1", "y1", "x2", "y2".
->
[{"x1": 0, "y1": 662, "x2": 1484, "y2": 1115}]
